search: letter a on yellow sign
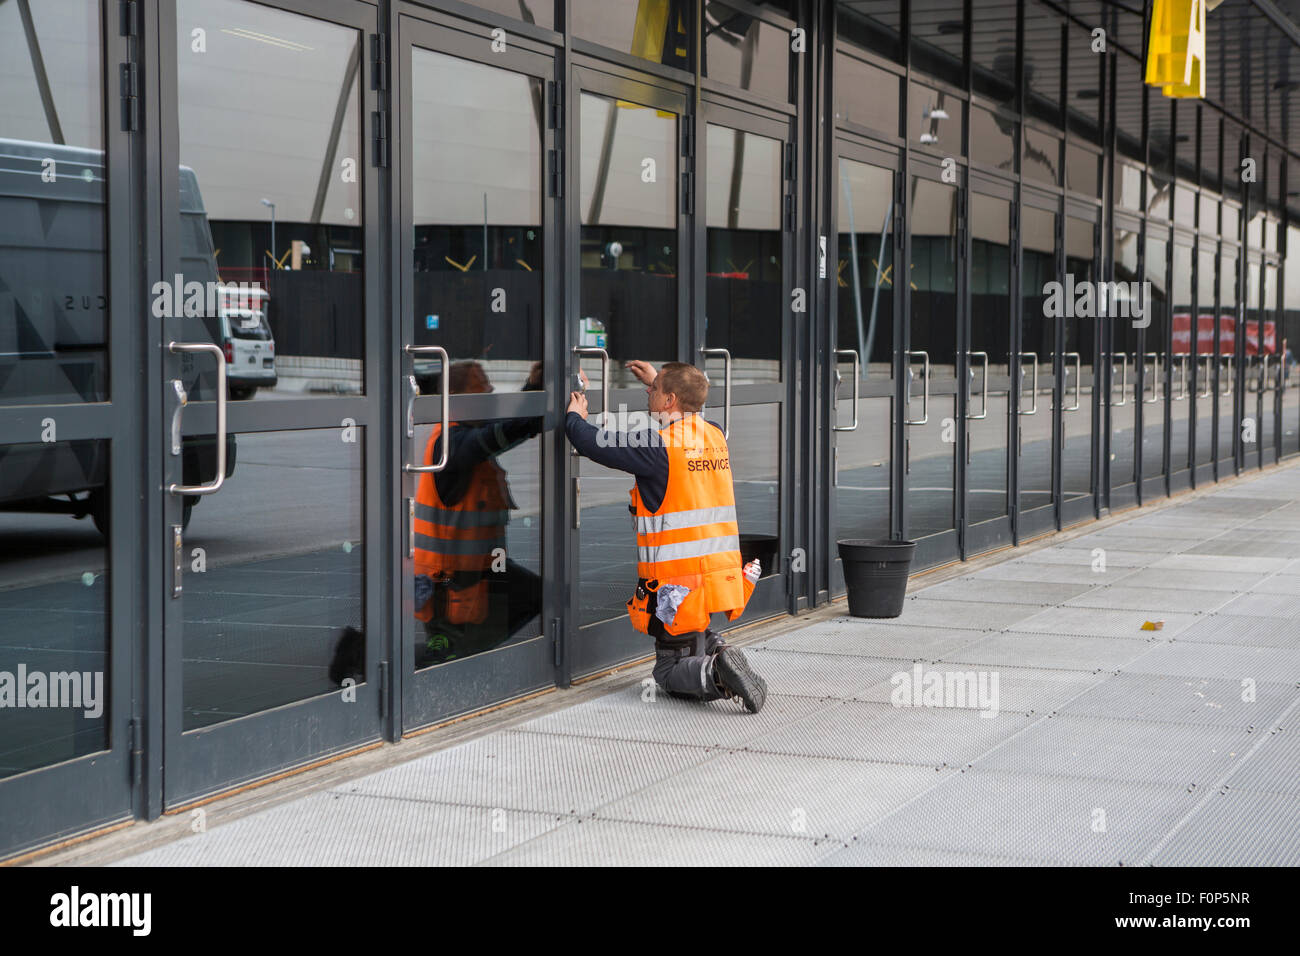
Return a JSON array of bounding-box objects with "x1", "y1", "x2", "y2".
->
[{"x1": 1145, "y1": 0, "x2": 1207, "y2": 98}]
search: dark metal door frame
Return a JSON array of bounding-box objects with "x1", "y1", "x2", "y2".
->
[
  {"x1": 396, "y1": 11, "x2": 560, "y2": 731},
  {"x1": 696, "y1": 95, "x2": 795, "y2": 626},
  {"x1": 157, "y1": 0, "x2": 386, "y2": 807},
  {"x1": 828, "y1": 136, "x2": 902, "y2": 590},
  {"x1": 0, "y1": 5, "x2": 137, "y2": 855}
]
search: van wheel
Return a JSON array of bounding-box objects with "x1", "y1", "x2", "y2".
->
[
  {"x1": 88, "y1": 488, "x2": 110, "y2": 537},
  {"x1": 229, "y1": 385, "x2": 256, "y2": 401}
]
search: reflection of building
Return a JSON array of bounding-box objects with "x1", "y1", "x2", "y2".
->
[{"x1": 3, "y1": 0, "x2": 1300, "y2": 860}]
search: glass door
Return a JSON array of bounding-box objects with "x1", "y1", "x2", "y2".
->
[
  {"x1": 903, "y1": 167, "x2": 961, "y2": 566},
  {"x1": 965, "y1": 186, "x2": 1014, "y2": 553},
  {"x1": 1017, "y1": 198, "x2": 1058, "y2": 537},
  {"x1": 1169, "y1": 234, "x2": 1194, "y2": 492},
  {"x1": 398, "y1": 16, "x2": 557, "y2": 730},
  {"x1": 1108, "y1": 213, "x2": 1141, "y2": 508},
  {"x1": 1061, "y1": 210, "x2": 1098, "y2": 524},
  {"x1": 568, "y1": 68, "x2": 688, "y2": 676},
  {"x1": 1218, "y1": 244, "x2": 1240, "y2": 478},
  {"x1": 831, "y1": 146, "x2": 898, "y2": 583},
  {"x1": 0, "y1": 0, "x2": 135, "y2": 854},
  {"x1": 1192, "y1": 238, "x2": 1217, "y2": 484},
  {"x1": 161, "y1": 0, "x2": 383, "y2": 804},
  {"x1": 1140, "y1": 224, "x2": 1170, "y2": 499},
  {"x1": 698, "y1": 103, "x2": 791, "y2": 623}
]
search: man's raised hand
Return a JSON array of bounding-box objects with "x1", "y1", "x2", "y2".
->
[
  {"x1": 625, "y1": 359, "x2": 657, "y2": 386},
  {"x1": 567, "y1": 390, "x2": 589, "y2": 419}
]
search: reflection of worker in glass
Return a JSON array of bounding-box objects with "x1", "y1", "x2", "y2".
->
[
  {"x1": 328, "y1": 360, "x2": 544, "y2": 684},
  {"x1": 412, "y1": 360, "x2": 544, "y2": 667}
]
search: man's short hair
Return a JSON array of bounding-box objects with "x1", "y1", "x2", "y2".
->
[
  {"x1": 657, "y1": 362, "x2": 709, "y2": 412},
  {"x1": 448, "y1": 360, "x2": 484, "y2": 394}
]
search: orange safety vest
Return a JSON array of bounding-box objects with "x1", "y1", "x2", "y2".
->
[
  {"x1": 627, "y1": 414, "x2": 753, "y2": 636},
  {"x1": 413, "y1": 422, "x2": 511, "y2": 624}
]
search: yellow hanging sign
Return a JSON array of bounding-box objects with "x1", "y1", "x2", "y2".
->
[{"x1": 1145, "y1": 0, "x2": 1207, "y2": 98}]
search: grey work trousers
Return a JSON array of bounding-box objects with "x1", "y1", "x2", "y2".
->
[{"x1": 653, "y1": 629, "x2": 728, "y2": 701}]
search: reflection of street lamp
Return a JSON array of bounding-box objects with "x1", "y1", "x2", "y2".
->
[{"x1": 260, "y1": 198, "x2": 276, "y2": 279}]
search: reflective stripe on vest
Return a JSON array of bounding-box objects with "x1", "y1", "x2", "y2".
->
[
  {"x1": 635, "y1": 505, "x2": 738, "y2": 536},
  {"x1": 638, "y1": 534, "x2": 741, "y2": 565}
]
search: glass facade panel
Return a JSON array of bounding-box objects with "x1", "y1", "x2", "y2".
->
[
  {"x1": 177, "y1": 0, "x2": 365, "y2": 397},
  {"x1": 1063, "y1": 217, "x2": 1096, "y2": 502},
  {"x1": 970, "y1": 0, "x2": 1018, "y2": 105},
  {"x1": 1020, "y1": 205, "x2": 1056, "y2": 511},
  {"x1": 184, "y1": 428, "x2": 362, "y2": 730},
  {"x1": 1023, "y1": 126, "x2": 1061, "y2": 186},
  {"x1": 705, "y1": 125, "x2": 783, "y2": 382},
  {"x1": 0, "y1": 439, "x2": 110, "y2": 778},
  {"x1": 969, "y1": 106, "x2": 1016, "y2": 174},
  {"x1": 909, "y1": 81, "x2": 963, "y2": 154},
  {"x1": 704, "y1": 9, "x2": 791, "y2": 102},
  {"x1": 1112, "y1": 220, "x2": 1141, "y2": 488},
  {"x1": 411, "y1": 49, "x2": 543, "y2": 384},
  {"x1": 1065, "y1": 143, "x2": 1099, "y2": 197},
  {"x1": 1022, "y1": 0, "x2": 1063, "y2": 127},
  {"x1": 969, "y1": 193, "x2": 1011, "y2": 524},
  {"x1": 579, "y1": 92, "x2": 678, "y2": 377},
  {"x1": 571, "y1": 0, "x2": 690, "y2": 69},
  {"x1": 1142, "y1": 232, "x2": 1168, "y2": 482},
  {"x1": 910, "y1": 0, "x2": 965, "y2": 88},
  {"x1": 0, "y1": 0, "x2": 107, "y2": 405},
  {"x1": 834, "y1": 54, "x2": 900, "y2": 136},
  {"x1": 837, "y1": 0, "x2": 903, "y2": 63}
]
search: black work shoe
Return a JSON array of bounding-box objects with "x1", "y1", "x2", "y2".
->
[{"x1": 714, "y1": 648, "x2": 767, "y2": 714}]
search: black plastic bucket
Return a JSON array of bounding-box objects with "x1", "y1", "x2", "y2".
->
[{"x1": 837, "y1": 539, "x2": 916, "y2": 618}]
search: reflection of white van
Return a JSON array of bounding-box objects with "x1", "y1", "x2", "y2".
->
[
  {"x1": 0, "y1": 139, "x2": 235, "y2": 533},
  {"x1": 218, "y1": 285, "x2": 276, "y2": 400}
]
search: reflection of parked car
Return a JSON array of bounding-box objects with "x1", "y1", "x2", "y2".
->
[
  {"x1": 0, "y1": 138, "x2": 234, "y2": 534},
  {"x1": 219, "y1": 287, "x2": 276, "y2": 400}
]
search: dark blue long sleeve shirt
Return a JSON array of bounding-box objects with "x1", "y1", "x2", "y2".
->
[{"x1": 564, "y1": 411, "x2": 724, "y2": 514}]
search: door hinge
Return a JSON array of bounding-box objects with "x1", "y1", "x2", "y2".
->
[
  {"x1": 377, "y1": 660, "x2": 388, "y2": 717},
  {"x1": 119, "y1": 63, "x2": 139, "y2": 132},
  {"x1": 548, "y1": 148, "x2": 564, "y2": 198},
  {"x1": 783, "y1": 141, "x2": 795, "y2": 181},
  {"x1": 371, "y1": 109, "x2": 389, "y2": 167},
  {"x1": 681, "y1": 169, "x2": 695, "y2": 215},
  {"x1": 119, "y1": 0, "x2": 139, "y2": 37},
  {"x1": 551, "y1": 618, "x2": 562, "y2": 667},
  {"x1": 369, "y1": 33, "x2": 388, "y2": 91},
  {"x1": 680, "y1": 115, "x2": 694, "y2": 157},
  {"x1": 128, "y1": 718, "x2": 142, "y2": 787},
  {"x1": 783, "y1": 193, "x2": 795, "y2": 231},
  {"x1": 547, "y1": 80, "x2": 563, "y2": 130}
]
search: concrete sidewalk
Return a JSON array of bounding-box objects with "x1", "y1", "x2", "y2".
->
[{"x1": 66, "y1": 464, "x2": 1300, "y2": 865}]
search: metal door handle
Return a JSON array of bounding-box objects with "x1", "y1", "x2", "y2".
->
[
  {"x1": 169, "y1": 379, "x2": 187, "y2": 456},
  {"x1": 404, "y1": 345, "x2": 449, "y2": 473},
  {"x1": 1173, "y1": 353, "x2": 1189, "y2": 401},
  {"x1": 1198, "y1": 355, "x2": 1213, "y2": 398},
  {"x1": 405, "y1": 374, "x2": 418, "y2": 439},
  {"x1": 167, "y1": 342, "x2": 226, "y2": 496},
  {"x1": 1143, "y1": 352, "x2": 1160, "y2": 404},
  {"x1": 572, "y1": 346, "x2": 611, "y2": 454},
  {"x1": 904, "y1": 350, "x2": 929, "y2": 425},
  {"x1": 1261, "y1": 353, "x2": 1272, "y2": 392},
  {"x1": 1111, "y1": 352, "x2": 1130, "y2": 407},
  {"x1": 966, "y1": 351, "x2": 988, "y2": 420},
  {"x1": 1017, "y1": 352, "x2": 1038, "y2": 415},
  {"x1": 699, "y1": 347, "x2": 732, "y2": 438},
  {"x1": 1063, "y1": 351, "x2": 1081, "y2": 411},
  {"x1": 832, "y1": 349, "x2": 860, "y2": 431},
  {"x1": 1221, "y1": 354, "x2": 1233, "y2": 397}
]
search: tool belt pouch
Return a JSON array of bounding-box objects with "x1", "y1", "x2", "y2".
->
[
  {"x1": 445, "y1": 575, "x2": 489, "y2": 625},
  {"x1": 627, "y1": 578, "x2": 659, "y2": 635}
]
